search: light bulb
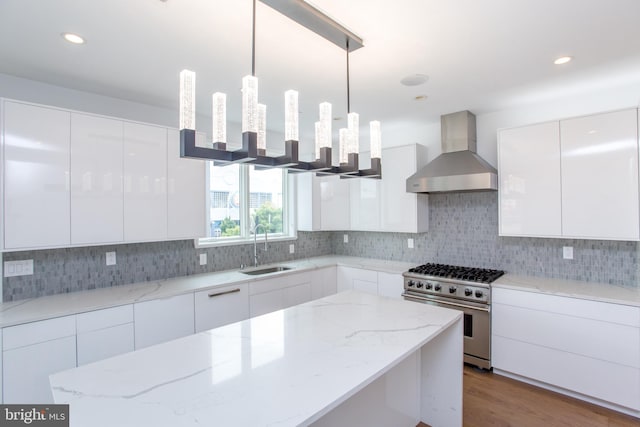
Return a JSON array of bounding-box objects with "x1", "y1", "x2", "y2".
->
[
  {"x1": 241, "y1": 75, "x2": 258, "y2": 133},
  {"x1": 212, "y1": 92, "x2": 226, "y2": 143},
  {"x1": 370, "y1": 121, "x2": 381, "y2": 159},
  {"x1": 347, "y1": 112, "x2": 359, "y2": 154},
  {"x1": 339, "y1": 128, "x2": 349, "y2": 164},
  {"x1": 285, "y1": 90, "x2": 299, "y2": 141},
  {"x1": 179, "y1": 70, "x2": 196, "y2": 131},
  {"x1": 319, "y1": 102, "x2": 332, "y2": 149},
  {"x1": 257, "y1": 104, "x2": 267, "y2": 151}
]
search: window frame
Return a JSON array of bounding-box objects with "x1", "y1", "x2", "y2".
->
[{"x1": 195, "y1": 162, "x2": 296, "y2": 248}]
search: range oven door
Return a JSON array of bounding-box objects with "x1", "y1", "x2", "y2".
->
[{"x1": 403, "y1": 292, "x2": 491, "y2": 369}]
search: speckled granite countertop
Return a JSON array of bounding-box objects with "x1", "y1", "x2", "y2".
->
[{"x1": 0, "y1": 256, "x2": 414, "y2": 328}]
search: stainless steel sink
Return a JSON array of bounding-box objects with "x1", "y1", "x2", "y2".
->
[{"x1": 240, "y1": 266, "x2": 293, "y2": 275}]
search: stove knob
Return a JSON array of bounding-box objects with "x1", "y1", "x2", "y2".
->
[
  {"x1": 475, "y1": 290, "x2": 484, "y2": 298},
  {"x1": 464, "y1": 288, "x2": 473, "y2": 296},
  {"x1": 407, "y1": 280, "x2": 415, "y2": 287},
  {"x1": 425, "y1": 283, "x2": 433, "y2": 290},
  {"x1": 434, "y1": 284, "x2": 441, "y2": 292},
  {"x1": 449, "y1": 286, "x2": 457, "y2": 294}
]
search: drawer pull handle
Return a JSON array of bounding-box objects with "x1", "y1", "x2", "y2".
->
[{"x1": 208, "y1": 288, "x2": 241, "y2": 298}]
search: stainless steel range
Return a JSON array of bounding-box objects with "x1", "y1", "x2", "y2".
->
[{"x1": 402, "y1": 263, "x2": 504, "y2": 370}]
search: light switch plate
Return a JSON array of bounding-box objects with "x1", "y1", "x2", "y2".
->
[
  {"x1": 563, "y1": 246, "x2": 573, "y2": 260},
  {"x1": 407, "y1": 238, "x2": 414, "y2": 249},
  {"x1": 3, "y1": 260, "x2": 34, "y2": 277},
  {"x1": 343, "y1": 234, "x2": 349, "y2": 243},
  {"x1": 289, "y1": 244, "x2": 295, "y2": 254},
  {"x1": 106, "y1": 251, "x2": 117, "y2": 266},
  {"x1": 199, "y1": 253, "x2": 207, "y2": 265}
]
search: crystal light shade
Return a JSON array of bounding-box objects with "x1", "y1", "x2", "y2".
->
[
  {"x1": 319, "y1": 102, "x2": 332, "y2": 150},
  {"x1": 369, "y1": 121, "x2": 381, "y2": 159},
  {"x1": 339, "y1": 128, "x2": 349, "y2": 164},
  {"x1": 315, "y1": 121, "x2": 321, "y2": 160},
  {"x1": 347, "y1": 112, "x2": 359, "y2": 154},
  {"x1": 284, "y1": 90, "x2": 299, "y2": 141},
  {"x1": 212, "y1": 92, "x2": 227, "y2": 143},
  {"x1": 242, "y1": 75, "x2": 259, "y2": 133},
  {"x1": 179, "y1": 70, "x2": 196, "y2": 131},
  {"x1": 257, "y1": 103, "x2": 267, "y2": 151}
]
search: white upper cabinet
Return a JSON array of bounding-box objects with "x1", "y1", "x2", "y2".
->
[
  {"x1": 498, "y1": 121, "x2": 562, "y2": 237},
  {"x1": 167, "y1": 129, "x2": 206, "y2": 239},
  {"x1": 3, "y1": 101, "x2": 71, "y2": 249},
  {"x1": 124, "y1": 122, "x2": 168, "y2": 242},
  {"x1": 560, "y1": 109, "x2": 639, "y2": 240},
  {"x1": 319, "y1": 175, "x2": 351, "y2": 230},
  {"x1": 296, "y1": 173, "x2": 322, "y2": 231},
  {"x1": 70, "y1": 113, "x2": 124, "y2": 244},
  {"x1": 498, "y1": 108, "x2": 640, "y2": 241},
  {"x1": 350, "y1": 178, "x2": 380, "y2": 231},
  {"x1": 380, "y1": 144, "x2": 429, "y2": 233}
]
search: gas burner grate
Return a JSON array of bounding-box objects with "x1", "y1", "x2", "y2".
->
[{"x1": 407, "y1": 263, "x2": 504, "y2": 284}]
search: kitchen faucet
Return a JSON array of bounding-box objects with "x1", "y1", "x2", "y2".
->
[{"x1": 252, "y1": 223, "x2": 268, "y2": 267}]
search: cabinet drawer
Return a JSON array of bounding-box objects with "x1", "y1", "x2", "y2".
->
[
  {"x1": 76, "y1": 305, "x2": 134, "y2": 333},
  {"x1": 3, "y1": 315, "x2": 76, "y2": 350},
  {"x1": 493, "y1": 303, "x2": 639, "y2": 368},
  {"x1": 77, "y1": 323, "x2": 134, "y2": 366},
  {"x1": 249, "y1": 271, "x2": 311, "y2": 295},
  {"x1": 493, "y1": 335, "x2": 640, "y2": 410},
  {"x1": 492, "y1": 288, "x2": 639, "y2": 326},
  {"x1": 195, "y1": 283, "x2": 249, "y2": 333}
]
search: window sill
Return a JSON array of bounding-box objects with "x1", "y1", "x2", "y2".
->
[{"x1": 194, "y1": 233, "x2": 298, "y2": 249}]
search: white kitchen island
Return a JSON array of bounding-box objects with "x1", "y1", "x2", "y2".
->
[{"x1": 50, "y1": 291, "x2": 463, "y2": 427}]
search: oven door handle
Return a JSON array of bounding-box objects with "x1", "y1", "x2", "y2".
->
[{"x1": 402, "y1": 293, "x2": 490, "y2": 312}]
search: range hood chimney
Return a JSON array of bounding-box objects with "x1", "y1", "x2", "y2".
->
[{"x1": 406, "y1": 110, "x2": 497, "y2": 193}]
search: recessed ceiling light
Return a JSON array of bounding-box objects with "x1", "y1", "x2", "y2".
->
[
  {"x1": 554, "y1": 56, "x2": 572, "y2": 65},
  {"x1": 61, "y1": 32, "x2": 85, "y2": 45},
  {"x1": 401, "y1": 74, "x2": 429, "y2": 86},
  {"x1": 414, "y1": 95, "x2": 428, "y2": 101}
]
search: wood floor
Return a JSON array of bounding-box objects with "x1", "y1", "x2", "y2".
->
[{"x1": 418, "y1": 365, "x2": 639, "y2": 427}]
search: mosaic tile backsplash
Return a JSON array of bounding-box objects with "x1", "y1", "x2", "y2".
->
[
  {"x1": 332, "y1": 192, "x2": 640, "y2": 288},
  {"x1": 4, "y1": 192, "x2": 640, "y2": 301}
]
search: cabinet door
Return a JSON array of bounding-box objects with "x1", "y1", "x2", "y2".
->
[
  {"x1": 350, "y1": 179, "x2": 380, "y2": 231},
  {"x1": 283, "y1": 282, "x2": 312, "y2": 308},
  {"x1": 76, "y1": 305, "x2": 134, "y2": 366},
  {"x1": 124, "y1": 122, "x2": 168, "y2": 242},
  {"x1": 250, "y1": 290, "x2": 284, "y2": 318},
  {"x1": 377, "y1": 272, "x2": 404, "y2": 299},
  {"x1": 134, "y1": 293, "x2": 195, "y2": 349},
  {"x1": 311, "y1": 266, "x2": 337, "y2": 300},
  {"x1": 167, "y1": 129, "x2": 206, "y2": 239},
  {"x1": 498, "y1": 122, "x2": 562, "y2": 237},
  {"x1": 296, "y1": 173, "x2": 322, "y2": 231},
  {"x1": 70, "y1": 113, "x2": 124, "y2": 244},
  {"x1": 195, "y1": 283, "x2": 249, "y2": 333},
  {"x1": 3, "y1": 101, "x2": 70, "y2": 249},
  {"x1": 561, "y1": 109, "x2": 639, "y2": 240},
  {"x1": 319, "y1": 175, "x2": 350, "y2": 230},
  {"x1": 380, "y1": 145, "x2": 429, "y2": 233},
  {"x1": 3, "y1": 315, "x2": 77, "y2": 404},
  {"x1": 337, "y1": 267, "x2": 377, "y2": 294}
]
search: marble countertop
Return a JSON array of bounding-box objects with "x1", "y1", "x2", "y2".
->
[
  {"x1": 0, "y1": 256, "x2": 415, "y2": 328},
  {"x1": 493, "y1": 274, "x2": 640, "y2": 307},
  {"x1": 50, "y1": 291, "x2": 462, "y2": 427}
]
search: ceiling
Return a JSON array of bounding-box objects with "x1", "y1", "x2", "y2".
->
[{"x1": 1, "y1": 0, "x2": 640, "y2": 146}]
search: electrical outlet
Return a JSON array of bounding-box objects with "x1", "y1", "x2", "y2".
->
[
  {"x1": 3, "y1": 260, "x2": 34, "y2": 277},
  {"x1": 199, "y1": 253, "x2": 207, "y2": 265},
  {"x1": 407, "y1": 238, "x2": 414, "y2": 249},
  {"x1": 289, "y1": 244, "x2": 295, "y2": 254},
  {"x1": 343, "y1": 234, "x2": 349, "y2": 243},
  {"x1": 563, "y1": 246, "x2": 573, "y2": 260},
  {"x1": 106, "y1": 251, "x2": 116, "y2": 266}
]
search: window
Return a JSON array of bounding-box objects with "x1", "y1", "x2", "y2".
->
[{"x1": 201, "y1": 162, "x2": 293, "y2": 244}]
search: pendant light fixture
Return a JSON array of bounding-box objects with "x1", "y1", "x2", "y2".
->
[{"x1": 178, "y1": 0, "x2": 381, "y2": 179}]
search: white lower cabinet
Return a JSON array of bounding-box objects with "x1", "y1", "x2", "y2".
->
[
  {"x1": 492, "y1": 287, "x2": 640, "y2": 412},
  {"x1": 377, "y1": 272, "x2": 404, "y2": 299},
  {"x1": 195, "y1": 283, "x2": 249, "y2": 333},
  {"x1": 134, "y1": 293, "x2": 195, "y2": 349},
  {"x1": 337, "y1": 266, "x2": 378, "y2": 294},
  {"x1": 2, "y1": 316, "x2": 77, "y2": 403},
  {"x1": 76, "y1": 305, "x2": 134, "y2": 366},
  {"x1": 0, "y1": 329, "x2": 3, "y2": 403},
  {"x1": 311, "y1": 266, "x2": 337, "y2": 300}
]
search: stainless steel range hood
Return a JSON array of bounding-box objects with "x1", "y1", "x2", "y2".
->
[{"x1": 406, "y1": 111, "x2": 498, "y2": 193}]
